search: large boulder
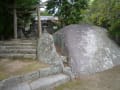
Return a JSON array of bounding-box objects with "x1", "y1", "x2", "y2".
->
[{"x1": 54, "y1": 24, "x2": 120, "y2": 76}]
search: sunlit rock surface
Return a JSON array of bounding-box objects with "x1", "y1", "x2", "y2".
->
[{"x1": 54, "y1": 24, "x2": 120, "y2": 76}]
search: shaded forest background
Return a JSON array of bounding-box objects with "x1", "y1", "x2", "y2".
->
[
  {"x1": 0, "y1": 0, "x2": 120, "y2": 44},
  {"x1": 0, "y1": 0, "x2": 39, "y2": 39}
]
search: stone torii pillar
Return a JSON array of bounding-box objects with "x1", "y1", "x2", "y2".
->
[{"x1": 37, "y1": 5, "x2": 42, "y2": 37}]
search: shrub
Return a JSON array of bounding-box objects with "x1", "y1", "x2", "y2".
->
[{"x1": 109, "y1": 20, "x2": 120, "y2": 44}]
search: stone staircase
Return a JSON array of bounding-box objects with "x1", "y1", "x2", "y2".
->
[{"x1": 0, "y1": 40, "x2": 37, "y2": 59}]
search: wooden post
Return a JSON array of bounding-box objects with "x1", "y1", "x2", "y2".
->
[
  {"x1": 37, "y1": 5, "x2": 42, "y2": 37},
  {"x1": 13, "y1": 0, "x2": 17, "y2": 39}
]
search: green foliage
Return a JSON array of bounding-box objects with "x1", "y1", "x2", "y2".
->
[
  {"x1": 41, "y1": 11, "x2": 52, "y2": 16},
  {"x1": 109, "y1": 20, "x2": 120, "y2": 38},
  {"x1": 16, "y1": 0, "x2": 38, "y2": 28},
  {"x1": 16, "y1": 0, "x2": 38, "y2": 7},
  {"x1": 0, "y1": 0, "x2": 39, "y2": 39},
  {"x1": 0, "y1": 0, "x2": 14, "y2": 39},
  {"x1": 47, "y1": 0, "x2": 89, "y2": 26},
  {"x1": 88, "y1": 0, "x2": 109, "y2": 27},
  {"x1": 87, "y1": 0, "x2": 120, "y2": 43},
  {"x1": 88, "y1": 0, "x2": 120, "y2": 27}
]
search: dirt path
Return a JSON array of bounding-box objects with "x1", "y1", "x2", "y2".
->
[
  {"x1": 0, "y1": 59, "x2": 49, "y2": 80},
  {"x1": 0, "y1": 59, "x2": 32, "y2": 73},
  {"x1": 55, "y1": 65, "x2": 120, "y2": 90}
]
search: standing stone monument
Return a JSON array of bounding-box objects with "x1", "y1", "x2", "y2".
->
[{"x1": 37, "y1": 32, "x2": 64, "y2": 68}]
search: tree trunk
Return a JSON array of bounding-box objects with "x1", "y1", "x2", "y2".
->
[{"x1": 13, "y1": 0, "x2": 17, "y2": 39}]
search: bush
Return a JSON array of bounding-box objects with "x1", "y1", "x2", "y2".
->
[{"x1": 109, "y1": 20, "x2": 120, "y2": 44}]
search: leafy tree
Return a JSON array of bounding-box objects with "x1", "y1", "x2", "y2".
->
[
  {"x1": 46, "y1": 0, "x2": 89, "y2": 26},
  {"x1": 88, "y1": 0, "x2": 110, "y2": 27},
  {"x1": 0, "y1": 0, "x2": 39, "y2": 39},
  {"x1": 88, "y1": 0, "x2": 120, "y2": 43},
  {"x1": 0, "y1": 0, "x2": 14, "y2": 39},
  {"x1": 89, "y1": 0, "x2": 120, "y2": 27},
  {"x1": 41, "y1": 11, "x2": 52, "y2": 16}
]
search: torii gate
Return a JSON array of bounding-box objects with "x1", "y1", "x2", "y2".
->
[{"x1": 13, "y1": 0, "x2": 42, "y2": 39}]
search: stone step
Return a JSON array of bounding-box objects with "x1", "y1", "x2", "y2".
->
[
  {"x1": 0, "y1": 39, "x2": 36, "y2": 43},
  {"x1": 0, "y1": 40, "x2": 37, "y2": 59},
  {"x1": 0, "y1": 53, "x2": 36, "y2": 59},
  {"x1": 0, "y1": 43, "x2": 36, "y2": 46},
  {"x1": 0, "y1": 46, "x2": 36, "y2": 49},
  {"x1": 0, "y1": 49, "x2": 36, "y2": 54},
  {"x1": 0, "y1": 41, "x2": 36, "y2": 46}
]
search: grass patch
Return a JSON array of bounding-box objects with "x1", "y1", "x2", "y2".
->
[
  {"x1": 55, "y1": 80, "x2": 81, "y2": 90},
  {"x1": 13, "y1": 62, "x2": 48, "y2": 75},
  {"x1": 0, "y1": 72, "x2": 9, "y2": 80},
  {"x1": 0, "y1": 59, "x2": 49, "y2": 80}
]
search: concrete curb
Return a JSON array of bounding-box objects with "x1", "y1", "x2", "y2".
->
[
  {"x1": 0, "y1": 65, "x2": 63, "y2": 89},
  {"x1": 30, "y1": 74, "x2": 70, "y2": 90},
  {"x1": 1, "y1": 74, "x2": 70, "y2": 90}
]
